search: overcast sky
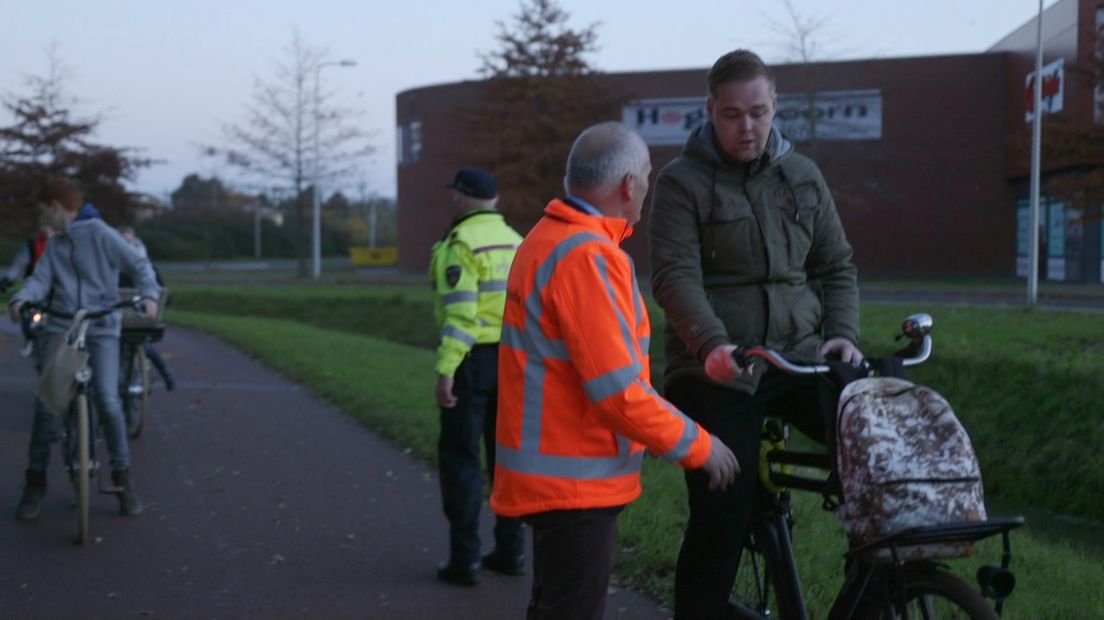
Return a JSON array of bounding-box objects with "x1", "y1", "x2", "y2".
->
[{"x1": 1, "y1": 0, "x2": 1059, "y2": 202}]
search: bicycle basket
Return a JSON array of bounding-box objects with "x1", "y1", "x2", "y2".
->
[{"x1": 118, "y1": 287, "x2": 168, "y2": 329}]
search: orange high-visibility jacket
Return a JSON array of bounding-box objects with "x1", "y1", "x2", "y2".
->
[{"x1": 490, "y1": 199, "x2": 713, "y2": 518}]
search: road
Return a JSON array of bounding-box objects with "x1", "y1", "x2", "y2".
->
[{"x1": 0, "y1": 321, "x2": 669, "y2": 619}]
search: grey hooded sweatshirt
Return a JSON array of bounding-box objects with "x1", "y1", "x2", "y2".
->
[{"x1": 10, "y1": 218, "x2": 161, "y2": 337}]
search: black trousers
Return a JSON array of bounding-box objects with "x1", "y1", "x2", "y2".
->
[
  {"x1": 668, "y1": 370, "x2": 834, "y2": 619},
  {"x1": 524, "y1": 507, "x2": 623, "y2": 620},
  {"x1": 438, "y1": 344, "x2": 524, "y2": 566}
]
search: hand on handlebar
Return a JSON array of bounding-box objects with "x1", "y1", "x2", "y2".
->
[
  {"x1": 704, "y1": 344, "x2": 753, "y2": 383},
  {"x1": 701, "y1": 433, "x2": 740, "y2": 491},
  {"x1": 139, "y1": 298, "x2": 159, "y2": 321},
  {"x1": 819, "y1": 337, "x2": 864, "y2": 365},
  {"x1": 9, "y1": 301, "x2": 24, "y2": 324}
]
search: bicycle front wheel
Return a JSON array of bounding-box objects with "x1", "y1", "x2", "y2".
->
[
  {"x1": 731, "y1": 537, "x2": 775, "y2": 617},
  {"x1": 122, "y1": 346, "x2": 149, "y2": 439},
  {"x1": 75, "y1": 397, "x2": 91, "y2": 544}
]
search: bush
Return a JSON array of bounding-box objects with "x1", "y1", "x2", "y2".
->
[{"x1": 134, "y1": 207, "x2": 352, "y2": 261}]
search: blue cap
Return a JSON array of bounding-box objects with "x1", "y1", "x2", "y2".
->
[{"x1": 447, "y1": 167, "x2": 497, "y2": 200}]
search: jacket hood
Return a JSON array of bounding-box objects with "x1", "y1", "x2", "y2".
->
[
  {"x1": 683, "y1": 121, "x2": 793, "y2": 171},
  {"x1": 75, "y1": 203, "x2": 101, "y2": 221}
]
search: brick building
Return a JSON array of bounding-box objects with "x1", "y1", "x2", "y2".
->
[{"x1": 396, "y1": 0, "x2": 1104, "y2": 283}]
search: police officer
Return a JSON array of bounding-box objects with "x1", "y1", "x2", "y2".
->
[{"x1": 429, "y1": 167, "x2": 525, "y2": 586}]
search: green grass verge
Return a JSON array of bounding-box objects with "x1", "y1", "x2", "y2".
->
[
  {"x1": 170, "y1": 285, "x2": 1104, "y2": 522},
  {"x1": 859, "y1": 304, "x2": 1104, "y2": 520},
  {"x1": 167, "y1": 305, "x2": 1103, "y2": 617}
]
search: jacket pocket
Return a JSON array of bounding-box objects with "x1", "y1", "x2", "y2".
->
[
  {"x1": 700, "y1": 198, "x2": 763, "y2": 275},
  {"x1": 787, "y1": 286, "x2": 823, "y2": 349},
  {"x1": 781, "y1": 182, "x2": 820, "y2": 268}
]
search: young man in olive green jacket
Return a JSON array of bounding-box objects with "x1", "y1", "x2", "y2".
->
[{"x1": 648, "y1": 49, "x2": 862, "y2": 619}]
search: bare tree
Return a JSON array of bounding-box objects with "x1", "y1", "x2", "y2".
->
[
  {"x1": 208, "y1": 30, "x2": 372, "y2": 277},
  {"x1": 761, "y1": 0, "x2": 853, "y2": 159},
  {"x1": 460, "y1": 0, "x2": 619, "y2": 233}
]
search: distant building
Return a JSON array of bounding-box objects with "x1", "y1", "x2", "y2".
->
[{"x1": 396, "y1": 0, "x2": 1104, "y2": 283}]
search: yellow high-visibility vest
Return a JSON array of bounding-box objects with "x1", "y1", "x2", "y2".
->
[{"x1": 428, "y1": 210, "x2": 522, "y2": 377}]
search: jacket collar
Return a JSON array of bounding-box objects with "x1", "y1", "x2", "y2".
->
[
  {"x1": 686, "y1": 121, "x2": 793, "y2": 176},
  {"x1": 451, "y1": 208, "x2": 500, "y2": 228},
  {"x1": 544, "y1": 198, "x2": 633, "y2": 245}
]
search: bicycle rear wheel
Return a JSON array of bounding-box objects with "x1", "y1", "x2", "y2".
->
[
  {"x1": 899, "y1": 567, "x2": 997, "y2": 620},
  {"x1": 122, "y1": 346, "x2": 149, "y2": 438},
  {"x1": 857, "y1": 564, "x2": 998, "y2": 620},
  {"x1": 75, "y1": 396, "x2": 91, "y2": 544}
]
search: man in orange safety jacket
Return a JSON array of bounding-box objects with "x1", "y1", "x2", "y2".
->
[{"x1": 491, "y1": 121, "x2": 742, "y2": 620}]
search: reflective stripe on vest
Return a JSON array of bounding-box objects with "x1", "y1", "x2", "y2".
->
[
  {"x1": 440, "y1": 291, "x2": 478, "y2": 306},
  {"x1": 440, "y1": 324, "x2": 476, "y2": 347},
  {"x1": 478, "y1": 280, "x2": 508, "y2": 292}
]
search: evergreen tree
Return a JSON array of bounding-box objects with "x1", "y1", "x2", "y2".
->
[{"x1": 462, "y1": 0, "x2": 619, "y2": 233}]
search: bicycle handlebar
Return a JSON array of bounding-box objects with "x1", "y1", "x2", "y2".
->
[
  {"x1": 20, "y1": 297, "x2": 142, "y2": 321},
  {"x1": 732, "y1": 312, "x2": 934, "y2": 375}
]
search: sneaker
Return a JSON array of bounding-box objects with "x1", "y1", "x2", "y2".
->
[
  {"x1": 15, "y1": 469, "x2": 47, "y2": 521},
  {"x1": 19, "y1": 340, "x2": 33, "y2": 358},
  {"x1": 482, "y1": 551, "x2": 525, "y2": 576},
  {"x1": 111, "y1": 469, "x2": 143, "y2": 516},
  {"x1": 436, "y1": 560, "x2": 481, "y2": 586}
]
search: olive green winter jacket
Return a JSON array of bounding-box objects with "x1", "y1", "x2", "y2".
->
[{"x1": 648, "y1": 122, "x2": 859, "y2": 394}]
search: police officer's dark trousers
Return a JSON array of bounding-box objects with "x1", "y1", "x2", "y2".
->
[
  {"x1": 438, "y1": 344, "x2": 524, "y2": 567},
  {"x1": 668, "y1": 369, "x2": 834, "y2": 619}
]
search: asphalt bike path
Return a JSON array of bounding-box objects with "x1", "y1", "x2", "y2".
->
[{"x1": 0, "y1": 321, "x2": 669, "y2": 619}]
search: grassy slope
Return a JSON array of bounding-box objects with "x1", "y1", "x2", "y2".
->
[
  {"x1": 170, "y1": 286, "x2": 1104, "y2": 522},
  {"x1": 167, "y1": 286, "x2": 1104, "y2": 616}
]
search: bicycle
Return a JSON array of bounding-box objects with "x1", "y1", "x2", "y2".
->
[
  {"x1": 727, "y1": 313, "x2": 1024, "y2": 620},
  {"x1": 22, "y1": 298, "x2": 140, "y2": 544},
  {"x1": 117, "y1": 286, "x2": 168, "y2": 439}
]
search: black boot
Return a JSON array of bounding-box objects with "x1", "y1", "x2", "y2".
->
[
  {"x1": 16, "y1": 469, "x2": 47, "y2": 521},
  {"x1": 111, "y1": 469, "x2": 143, "y2": 516}
]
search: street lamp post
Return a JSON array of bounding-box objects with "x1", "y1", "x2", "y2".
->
[
  {"x1": 1027, "y1": 0, "x2": 1044, "y2": 305},
  {"x1": 312, "y1": 58, "x2": 357, "y2": 281}
]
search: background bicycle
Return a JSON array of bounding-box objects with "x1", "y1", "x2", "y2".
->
[{"x1": 117, "y1": 286, "x2": 171, "y2": 439}]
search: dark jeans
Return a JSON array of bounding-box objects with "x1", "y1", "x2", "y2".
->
[
  {"x1": 142, "y1": 341, "x2": 172, "y2": 383},
  {"x1": 524, "y1": 507, "x2": 623, "y2": 620},
  {"x1": 439, "y1": 344, "x2": 524, "y2": 566},
  {"x1": 669, "y1": 370, "x2": 835, "y2": 619}
]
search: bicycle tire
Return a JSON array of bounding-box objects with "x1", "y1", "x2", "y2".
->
[
  {"x1": 75, "y1": 396, "x2": 91, "y2": 544},
  {"x1": 857, "y1": 564, "x2": 998, "y2": 620},
  {"x1": 731, "y1": 541, "x2": 776, "y2": 618},
  {"x1": 123, "y1": 346, "x2": 148, "y2": 438},
  {"x1": 733, "y1": 525, "x2": 786, "y2": 617}
]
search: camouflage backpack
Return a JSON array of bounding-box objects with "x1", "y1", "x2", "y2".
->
[{"x1": 834, "y1": 376, "x2": 986, "y2": 560}]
